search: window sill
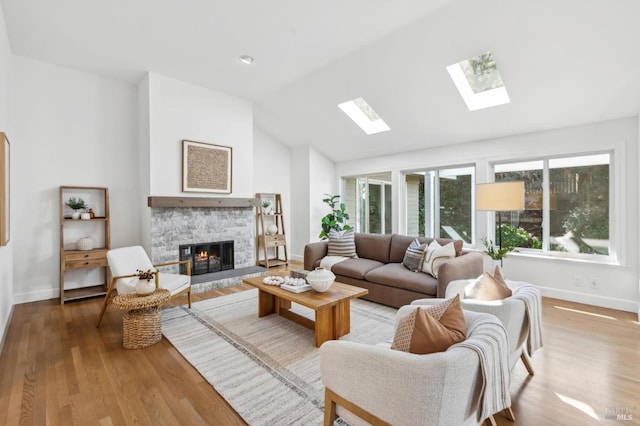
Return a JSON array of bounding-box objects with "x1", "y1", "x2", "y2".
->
[
  {"x1": 508, "y1": 250, "x2": 620, "y2": 267},
  {"x1": 465, "y1": 247, "x2": 621, "y2": 267}
]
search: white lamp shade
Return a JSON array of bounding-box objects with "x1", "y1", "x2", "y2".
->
[{"x1": 476, "y1": 181, "x2": 525, "y2": 211}]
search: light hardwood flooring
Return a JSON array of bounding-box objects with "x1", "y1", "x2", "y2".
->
[{"x1": 1, "y1": 261, "x2": 639, "y2": 425}]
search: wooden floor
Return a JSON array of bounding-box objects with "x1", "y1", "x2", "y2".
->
[{"x1": 1, "y1": 261, "x2": 639, "y2": 425}]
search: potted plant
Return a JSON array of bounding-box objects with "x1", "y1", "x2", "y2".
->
[
  {"x1": 66, "y1": 197, "x2": 88, "y2": 220},
  {"x1": 262, "y1": 200, "x2": 273, "y2": 215},
  {"x1": 482, "y1": 236, "x2": 513, "y2": 267},
  {"x1": 319, "y1": 194, "x2": 351, "y2": 240}
]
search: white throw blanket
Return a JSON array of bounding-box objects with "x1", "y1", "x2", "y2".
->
[
  {"x1": 319, "y1": 255, "x2": 349, "y2": 270},
  {"x1": 455, "y1": 316, "x2": 511, "y2": 422},
  {"x1": 511, "y1": 282, "x2": 544, "y2": 356}
]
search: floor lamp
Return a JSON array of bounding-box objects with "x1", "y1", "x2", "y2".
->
[{"x1": 476, "y1": 181, "x2": 525, "y2": 258}]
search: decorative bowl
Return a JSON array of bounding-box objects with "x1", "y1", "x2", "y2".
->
[{"x1": 306, "y1": 267, "x2": 335, "y2": 292}]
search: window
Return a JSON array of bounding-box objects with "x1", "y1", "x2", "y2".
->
[
  {"x1": 344, "y1": 173, "x2": 392, "y2": 234},
  {"x1": 405, "y1": 166, "x2": 474, "y2": 242},
  {"x1": 494, "y1": 153, "x2": 611, "y2": 258}
]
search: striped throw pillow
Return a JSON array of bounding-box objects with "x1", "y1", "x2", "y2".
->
[
  {"x1": 327, "y1": 228, "x2": 358, "y2": 258},
  {"x1": 402, "y1": 238, "x2": 426, "y2": 272}
]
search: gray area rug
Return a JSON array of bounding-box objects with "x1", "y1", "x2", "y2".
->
[{"x1": 161, "y1": 288, "x2": 396, "y2": 426}]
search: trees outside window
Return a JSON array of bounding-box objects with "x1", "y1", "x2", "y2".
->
[
  {"x1": 405, "y1": 166, "x2": 474, "y2": 243},
  {"x1": 495, "y1": 153, "x2": 610, "y2": 257}
]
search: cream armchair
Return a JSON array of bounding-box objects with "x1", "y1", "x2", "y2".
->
[
  {"x1": 320, "y1": 309, "x2": 509, "y2": 426},
  {"x1": 440, "y1": 279, "x2": 541, "y2": 375},
  {"x1": 96, "y1": 245, "x2": 192, "y2": 327}
]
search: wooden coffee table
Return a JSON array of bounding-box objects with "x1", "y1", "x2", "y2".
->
[{"x1": 242, "y1": 276, "x2": 368, "y2": 347}]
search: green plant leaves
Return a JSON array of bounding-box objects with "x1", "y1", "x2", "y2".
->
[{"x1": 319, "y1": 194, "x2": 352, "y2": 240}]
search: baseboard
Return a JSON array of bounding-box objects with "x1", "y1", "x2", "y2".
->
[
  {"x1": 289, "y1": 254, "x2": 303, "y2": 263},
  {"x1": 0, "y1": 304, "x2": 15, "y2": 356},
  {"x1": 13, "y1": 288, "x2": 59, "y2": 305},
  {"x1": 538, "y1": 285, "x2": 638, "y2": 313}
]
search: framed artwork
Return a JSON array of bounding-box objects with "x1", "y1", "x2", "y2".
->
[
  {"x1": 182, "y1": 140, "x2": 232, "y2": 193},
  {"x1": 0, "y1": 132, "x2": 9, "y2": 246}
]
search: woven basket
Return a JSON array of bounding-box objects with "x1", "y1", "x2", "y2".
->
[{"x1": 122, "y1": 307, "x2": 162, "y2": 349}]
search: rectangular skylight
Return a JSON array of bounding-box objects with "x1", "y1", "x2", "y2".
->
[
  {"x1": 447, "y1": 52, "x2": 510, "y2": 111},
  {"x1": 338, "y1": 97, "x2": 390, "y2": 135}
]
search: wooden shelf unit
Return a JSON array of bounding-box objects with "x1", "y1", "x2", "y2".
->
[
  {"x1": 255, "y1": 193, "x2": 288, "y2": 268},
  {"x1": 59, "y1": 186, "x2": 111, "y2": 304}
]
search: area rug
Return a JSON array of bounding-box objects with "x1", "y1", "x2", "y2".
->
[{"x1": 161, "y1": 288, "x2": 397, "y2": 426}]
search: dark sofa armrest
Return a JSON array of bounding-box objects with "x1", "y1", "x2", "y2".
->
[
  {"x1": 436, "y1": 252, "x2": 483, "y2": 298},
  {"x1": 304, "y1": 241, "x2": 329, "y2": 271}
]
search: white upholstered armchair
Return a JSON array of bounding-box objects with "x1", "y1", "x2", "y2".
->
[
  {"x1": 96, "y1": 245, "x2": 192, "y2": 327},
  {"x1": 320, "y1": 309, "x2": 509, "y2": 426},
  {"x1": 439, "y1": 279, "x2": 543, "y2": 375}
]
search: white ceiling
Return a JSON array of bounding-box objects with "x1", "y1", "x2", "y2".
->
[{"x1": 2, "y1": 0, "x2": 640, "y2": 161}]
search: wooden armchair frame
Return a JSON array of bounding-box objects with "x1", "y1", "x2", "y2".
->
[{"x1": 96, "y1": 259, "x2": 191, "y2": 327}]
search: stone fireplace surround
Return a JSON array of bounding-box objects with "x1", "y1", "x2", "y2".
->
[{"x1": 149, "y1": 197, "x2": 265, "y2": 292}]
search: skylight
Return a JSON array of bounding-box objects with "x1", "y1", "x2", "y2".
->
[
  {"x1": 447, "y1": 52, "x2": 510, "y2": 111},
  {"x1": 338, "y1": 97, "x2": 390, "y2": 135}
]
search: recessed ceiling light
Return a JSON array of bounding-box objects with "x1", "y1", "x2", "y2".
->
[
  {"x1": 447, "y1": 52, "x2": 510, "y2": 111},
  {"x1": 338, "y1": 97, "x2": 390, "y2": 135},
  {"x1": 239, "y1": 55, "x2": 254, "y2": 65}
]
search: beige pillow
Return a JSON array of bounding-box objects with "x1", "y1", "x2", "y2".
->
[
  {"x1": 391, "y1": 295, "x2": 466, "y2": 355},
  {"x1": 467, "y1": 268, "x2": 512, "y2": 301},
  {"x1": 421, "y1": 240, "x2": 456, "y2": 278}
]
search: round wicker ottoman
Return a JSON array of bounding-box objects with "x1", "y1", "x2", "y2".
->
[{"x1": 113, "y1": 289, "x2": 171, "y2": 349}]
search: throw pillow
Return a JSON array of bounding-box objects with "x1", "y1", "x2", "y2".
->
[
  {"x1": 467, "y1": 269, "x2": 512, "y2": 301},
  {"x1": 421, "y1": 240, "x2": 456, "y2": 278},
  {"x1": 493, "y1": 265, "x2": 506, "y2": 285},
  {"x1": 391, "y1": 295, "x2": 466, "y2": 355},
  {"x1": 402, "y1": 238, "x2": 427, "y2": 272},
  {"x1": 327, "y1": 228, "x2": 358, "y2": 258}
]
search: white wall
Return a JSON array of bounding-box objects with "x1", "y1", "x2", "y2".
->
[
  {"x1": 146, "y1": 73, "x2": 253, "y2": 197},
  {"x1": 11, "y1": 57, "x2": 139, "y2": 303},
  {"x1": 336, "y1": 117, "x2": 639, "y2": 312},
  {"x1": 290, "y1": 147, "x2": 310, "y2": 261},
  {"x1": 309, "y1": 146, "x2": 336, "y2": 243},
  {"x1": 253, "y1": 127, "x2": 291, "y2": 256},
  {"x1": 0, "y1": 3, "x2": 13, "y2": 348},
  {"x1": 288, "y1": 145, "x2": 336, "y2": 261},
  {"x1": 138, "y1": 75, "x2": 152, "y2": 252}
]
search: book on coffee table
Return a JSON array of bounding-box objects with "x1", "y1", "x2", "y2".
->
[{"x1": 281, "y1": 283, "x2": 312, "y2": 293}]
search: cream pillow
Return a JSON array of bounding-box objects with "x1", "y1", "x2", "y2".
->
[
  {"x1": 422, "y1": 240, "x2": 456, "y2": 277},
  {"x1": 391, "y1": 295, "x2": 466, "y2": 355},
  {"x1": 466, "y1": 267, "x2": 512, "y2": 301}
]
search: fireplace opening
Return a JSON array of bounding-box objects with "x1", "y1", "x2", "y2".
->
[{"x1": 179, "y1": 241, "x2": 234, "y2": 275}]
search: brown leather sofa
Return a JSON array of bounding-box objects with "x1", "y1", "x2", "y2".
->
[{"x1": 304, "y1": 233, "x2": 483, "y2": 308}]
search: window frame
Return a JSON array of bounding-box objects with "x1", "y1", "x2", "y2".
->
[
  {"x1": 403, "y1": 164, "x2": 476, "y2": 245},
  {"x1": 490, "y1": 149, "x2": 617, "y2": 264}
]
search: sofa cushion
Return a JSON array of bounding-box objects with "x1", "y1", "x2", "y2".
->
[
  {"x1": 327, "y1": 228, "x2": 357, "y2": 258},
  {"x1": 402, "y1": 238, "x2": 427, "y2": 272},
  {"x1": 355, "y1": 233, "x2": 392, "y2": 263},
  {"x1": 390, "y1": 234, "x2": 428, "y2": 263},
  {"x1": 331, "y1": 258, "x2": 385, "y2": 280},
  {"x1": 389, "y1": 234, "x2": 464, "y2": 263},
  {"x1": 365, "y1": 263, "x2": 438, "y2": 296},
  {"x1": 422, "y1": 240, "x2": 456, "y2": 278},
  {"x1": 391, "y1": 295, "x2": 466, "y2": 354}
]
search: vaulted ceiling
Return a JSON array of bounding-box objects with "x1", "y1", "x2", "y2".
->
[{"x1": 2, "y1": 0, "x2": 639, "y2": 161}]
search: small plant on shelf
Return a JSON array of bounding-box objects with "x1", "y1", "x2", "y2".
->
[{"x1": 66, "y1": 197, "x2": 88, "y2": 211}]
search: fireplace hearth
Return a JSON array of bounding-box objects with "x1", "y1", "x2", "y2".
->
[{"x1": 179, "y1": 241, "x2": 234, "y2": 275}]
